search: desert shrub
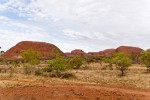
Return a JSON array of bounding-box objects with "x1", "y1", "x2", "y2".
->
[
  {"x1": 50, "y1": 72, "x2": 75, "y2": 79},
  {"x1": 35, "y1": 69, "x2": 43, "y2": 76},
  {"x1": 112, "y1": 52, "x2": 131, "y2": 76},
  {"x1": 43, "y1": 66, "x2": 52, "y2": 72},
  {"x1": 44, "y1": 57, "x2": 73, "y2": 78},
  {"x1": 69, "y1": 56, "x2": 83, "y2": 69},
  {"x1": 141, "y1": 51, "x2": 150, "y2": 72},
  {"x1": 9, "y1": 61, "x2": 20, "y2": 77},
  {"x1": 85, "y1": 57, "x2": 95, "y2": 64},
  {"x1": 85, "y1": 56, "x2": 102, "y2": 64},
  {"x1": 21, "y1": 49, "x2": 40, "y2": 75},
  {"x1": 0, "y1": 47, "x2": 4, "y2": 65},
  {"x1": 102, "y1": 57, "x2": 113, "y2": 70},
  {"x1": 0, "y1": 57, "x2": 4, "y2": 65}
]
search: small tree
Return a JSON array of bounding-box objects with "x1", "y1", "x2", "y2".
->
[
  {"x1": 21, "y1": 49, "x2": 40, "y2": 74},
  {"x1": 141, "y1": 51, "x2": 150, "y2": 72},
  {"x1": 44, "y1": 57, "x2": 72, "y2": 78},
  {"x1": 112, "y1": 52, "x2": 131, "y2": 76},
  {"x1": 69, "y1": 56, "x2": 83, "y2": 69}
]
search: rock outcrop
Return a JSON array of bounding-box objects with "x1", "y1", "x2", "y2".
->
[
  {"x1": 99, "y1": 49, "x2": 116, "y2": 57},
  {"x1": 71, "y1": 49, "x2": 86, "y2": 57},
  {"x1": 116, "y1": 46, "x2": 143, "y2": 55},
  {"x1": 4, "y1": 41, "x2": 64, "y2": 60}
]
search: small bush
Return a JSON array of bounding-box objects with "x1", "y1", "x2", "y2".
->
[
  {"x1": 141, "y1": 51, "x2": 150, "y2": 72},
  {"x1": 112, "y1": 52, "x2": 131, "y2": 76},
  {"x1": 69, "y1": 56, "x2": 83, "y2": 69},
  {"x1": 35, "y1": 69, "x2": 43, "y2": 76}
]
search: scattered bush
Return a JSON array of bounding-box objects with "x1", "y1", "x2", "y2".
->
[
  {"x1": 69, "y1": 56, "x2": 83, "y2": 69},
  {"x1": 141, "y1": 51, "x2": 150, "y2": 72},
  {"x1": 112, "y1": 52, "x2": 131, "y2": 76},
  {"x1": 21, "y1": 49, "x2": 40, "y2": 74},
  {"x1": 102, "y1": 57, "x2": 113, "y2": 70}
]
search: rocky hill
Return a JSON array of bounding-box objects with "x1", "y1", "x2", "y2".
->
[
  {"x1": 4, "y1": 41, "x2": 64, "y2": 60},
  {"x1": 116, "y1": 46, "x2": 143, "y2": 55}
]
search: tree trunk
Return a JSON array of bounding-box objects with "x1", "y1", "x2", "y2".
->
[{"x1": 121, "y1": 68, "x2": 124, "y2": 76}]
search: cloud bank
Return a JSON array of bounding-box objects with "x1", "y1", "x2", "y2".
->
[{"x1": 0, "y1": 0, "x2": 150, "y2": 52}]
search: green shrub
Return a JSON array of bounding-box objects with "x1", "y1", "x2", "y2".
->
[
  {"x1": 69, "y1": 56, "x2": 83, "y2": 69},
  {"x1": 21, "y1": 49, "x2": 40, "y2": 75},
  {"x1": 102, "y1": 57, "x2": 113, "y2": 70},
  {"x1": 112, "y1": 52, "x2": 131, "y2": 76},
  {"x1": 141, "y1": 51, "x2": 150, "y2": 72}
]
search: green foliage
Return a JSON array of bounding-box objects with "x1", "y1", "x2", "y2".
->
[
  {"x1": 102, "y1": 57, "x2": 113, "y2": 70},
  {"x1": 44, "y1": 57, "x2": 72, "y2": 78},
  {"x1": 46, "y1": 57, "x2": 72, "y2": 72},
  {"x1": 52, "y1": 48, "x2": 63, "y2": 58},
  {"x1": 21, "y1": 49, "x2": 40, "y2": 65},
  {"x1": 0, "y1": 57, "x2": 4, "y2": 64},
  {"x1": 21, "y1": 49, "x2": 40, "y2": 75},
  {"x1": 86, "y1": 57, "x2": 95, "y2": 64},
  {"x1": 141, "y1": 51, "x2": 150, "y2": 71},
  {"x1": 69, "y1": 56, "x2": 83, "y2": 69},
  {"x1": 44, "y1": 55, "x2": 83, "y2": 78},
  {"x1": 85, "y1": 56, "x2": 102, "y2": 64},
  {"x1": 112, "y1": 52, "x2": 131, "y2": 76},
  {"x1": 11, "y1": 61, "x2": 20, "y2": 68},
  {"x1": 0, "y1": 47, "x2": 4, "y2": 65}
]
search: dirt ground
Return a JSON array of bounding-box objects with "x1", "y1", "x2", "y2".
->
[
  {"x1": 0, "y1": 84, "x2": 150, "y2": 100},
  {"x1": 0, "y1": 64, "x2": 150, "y2": 100}
]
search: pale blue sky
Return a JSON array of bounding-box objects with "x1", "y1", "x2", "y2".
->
[{"x1": 0, "y1": 0, "x2": 150, "y2": 52}]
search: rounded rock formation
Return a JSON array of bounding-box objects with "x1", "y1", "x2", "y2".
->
[
  {"x1": 71, "y1": 49, "x2": 86, "y2": 57},
  {"x1": 116, "y1": 46, "x2": 143, "y2": 55},
  {"x1": 4, "y1": 41, "x2": 64, "y2": 60},
  {"x1": 99, "y1": 49, "x2": 116, "y2": 57}
]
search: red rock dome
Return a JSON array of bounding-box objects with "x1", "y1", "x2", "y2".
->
[
  {"x1": 116, "y1": 46, "x2": 143, "y2": 55},
  {"x1": 100, "y1": 49, "x2": 116, "y2": 57},
  {"x1": 4, "y1": 41, "x2": 64, "y2": 60},
  {"x1": 71, "y1": 49, "x2": 86, "y2": 57}
]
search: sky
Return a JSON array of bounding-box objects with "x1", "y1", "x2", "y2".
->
[{"x1": 0, "y1": 0, "x2": 150, "y2": 52}]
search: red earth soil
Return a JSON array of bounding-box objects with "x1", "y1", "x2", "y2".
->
[
  {"x1": 0, "y1": 84, "x2": 150, "y2": 100},
  {"x1": 4, "y1": 41, "x2": 64, "y2": 60}
]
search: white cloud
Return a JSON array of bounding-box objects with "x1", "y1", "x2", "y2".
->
[{"x1": 1, "y1": 0, "x2": 150, "y2": 52}]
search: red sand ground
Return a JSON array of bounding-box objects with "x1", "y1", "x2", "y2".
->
[{"x1": 0, "y1": 84, "x2": 150, "y2": 100}]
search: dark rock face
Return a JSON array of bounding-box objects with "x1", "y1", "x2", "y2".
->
[
  {"x1": 4, "y1": 41, "x2": 64, "y2": 60},
  {"x1": 116, "y1": 46, "x2": 143, "y2": 55}
]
